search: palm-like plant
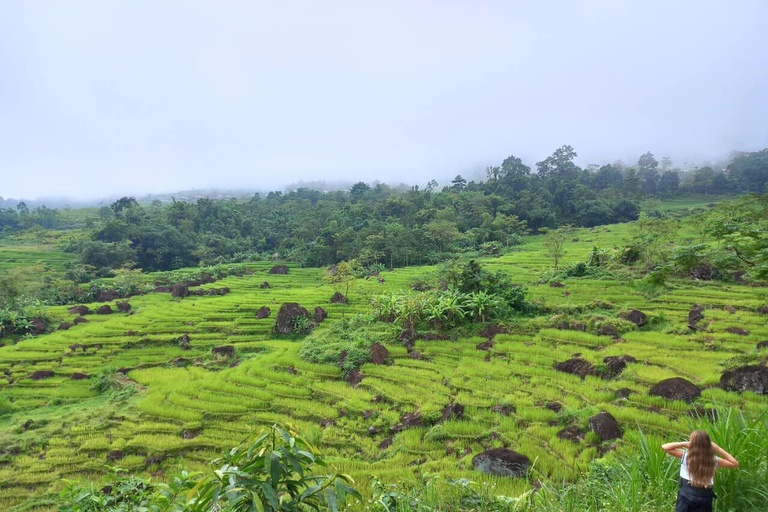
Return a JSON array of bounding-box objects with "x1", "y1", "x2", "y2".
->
[{"x1": 463, "y1": 291, "x2": 501, "y2": 322}]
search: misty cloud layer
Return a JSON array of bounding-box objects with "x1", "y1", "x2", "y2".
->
[{"x1": 1, "y1": 1, "x2": 767, "y2": 200}]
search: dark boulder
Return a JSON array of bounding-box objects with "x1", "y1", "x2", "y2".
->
[
  {"x1": 408, "y1": 351, "x2": 425, "y2": 360},
  {"x1": 370, "y1": 343, "x2": 389, "y2": 365},
  {"x1": 260, "y1": 281, "x2": 271, "y2": 289},
  {"x1": 68, "y1": 305, "x2": 91, "y2": 316},
  {"x1": 757, "y1": 340, "x2": 768, "y2": 350},
  {"x1": 58, "y1": 322, "x2": 72, "y2": 331},
  {"x1": 182, "y1": 429, "x2": 199, "y2": 439},
  {"x1": 378, "y1": 438, "x2": 393, "y2": 450},
  {"x1": 314, "y1": 306, "x2": 328, "y2": 324},
  {"x1": 71, "y1": 372, "x2": 89, "y2": 380},
  {"x1": 557, "y1": 426, "x2": 585, "y2": 442},
  {"x1": 597, "y1": 323, "x2": 619, "y2": 337},
  {"x1": 22, "y1": 419, "x2": 35, "y2": 430},
  {"x1": 619, "y1": 309, "x2": 647, "y2": 327},
  {"x1": 29, "y1": 317, "x2": 47, "y2": 335},
  {"x1": 97, "y1": 305, "x2": 113, "y2": 315},
  {"x1": 549, "y1": 282, "x2": 565, "y2": 288},
  {"x1": 649, "y1": 377, "x2": 701, "y2": 402},
  {"x1": 688, "y1": 305, "x2": 705, "y2": 329},
  {"x1": 602, "y1": 355, "x2": 636, "y2": 378},
  {"x1": 269, "y1": 265, "x2": 289, "y2": 274},
  {"x1": 725, "y1": 326, "x2": 750, "y2": 336},
  {"x1": 177, "y1": 333, "x2": 191, "y2": 350},
  {"x1": 330, "y1": 292, "x2": 348, "y2": 304},
  {"x1": 480, "y1": 323, "x2": 507, "y2": 340},
  {"x1": 273, "y1": 303, "x2": 311, "y2": 334},
  {"x1": 106, "y1": 450, "x2": 124, "y2": 462},
  {"x1": 171, "y1": 284, "x2": 189, "y2": 298},
  {"x1": 212, "y1": 345, "x2": 236, "y2": 358},
  {"x1": 96, "y1": 289, "x2": 119, "y2": 302},
  {"x1": 588, "y1": 411, "x2": 622, "y2": 441},
  {"x1": 116, "y1": 301, "x2": 131, "y2": 313},
  {"x1": 471, "y1": 448, "x2": 530, "y2": 477},
  {"x1": 255, "y1": 306, "x2": 271, "y2": 319},
  {"x1": 757, "y1": 305, "x2": 768, "y2": 315},
  {"x1": 29, "y1": 370, "x2": 55, "y2": 380},
  {"x1": 615, "y1": 388, "x2": 636, "y2": 399},
  {"x1": 545, "y1": 401, "x2": 562, "y2": 412},
  {"x1": 723, "y1": 305, "x2": 737, "y2": 314},
  {"x1": 554, "y1": 358, "x2": 594, "y2": 379},
  {"x1": 441, "y1": 403, "x2": 464, "y2": 421},
  {"x1": 476, "y1": 340, "x2": 494, "y2": 351},
  {"x1": 125, "y1": 330, "x2": 138, "y2": 336},
  {"x1": 720, "y1": 365, "x2": 768, "y2": 395},
  {"x1": 491, "y1": 404, "x2": 515, "y2": 416},
  {"x1": 689, "y1": 263, "x2": 717, "y2": 280},
  {"x1": 145, "y1": 454, "x2": 164, "y2": 466},
  {"x1": 346, "y1": 368, "x2": 364, "y2": 387},
  {"x1": 378, "y1": 277, "x2": 385, "y2": 283},
  {"x1": 391, "y1": 412, "x2": 423, "y2": 432}
]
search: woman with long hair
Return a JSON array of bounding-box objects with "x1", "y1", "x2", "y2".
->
[{"x1": 662, "y1": 430, "x2": 739, "y2": 512}]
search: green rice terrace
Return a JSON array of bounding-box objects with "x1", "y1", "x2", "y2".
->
[{"x1": 1, "y1": 210, "x2": 767, "y2": 511}]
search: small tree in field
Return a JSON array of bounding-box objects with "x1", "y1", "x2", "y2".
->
[
  {"x1": 544, "y1": 225, "x2": 571, "y2": 271},
  {"x1": 326, "y1": 260, "x2": 358, "y2": 319}
]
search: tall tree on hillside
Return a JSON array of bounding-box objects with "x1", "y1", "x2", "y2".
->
[
  {"x1": 658, "y1": 170, "x2": 680, "y2": 196},
  {"x1": 451, "y1": 175, "x2": 467, "y2": 192},
  {"x1": 536, "y1": 145, "x2": 579, "y2": 179},
  {"x1": 727, "y1": 148, "x2": 768, "y2": 193},
  {"x1": 544, "y1": 225, "x2": 571, "y2": 271},
  {"x1": 637, "y1": 152, "x2": 659, "y2": 196},
  {"x1": 623, "y1": 168, "x2": 641, "y2": 199}
]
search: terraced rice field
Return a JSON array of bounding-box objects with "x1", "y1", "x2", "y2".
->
[{"x1": 1, "y1": 220, "x2": 767, "y2": 511}]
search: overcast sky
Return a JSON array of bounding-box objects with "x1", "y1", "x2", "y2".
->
[{"x1": 1, "y1": 1, "x2": 767, "y2": 200}]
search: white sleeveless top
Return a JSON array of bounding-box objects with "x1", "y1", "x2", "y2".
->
[{"x1": 681, "y1": 452, "x2": 717, "y2": 487}]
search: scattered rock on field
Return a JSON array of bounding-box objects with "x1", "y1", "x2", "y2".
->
[
  {"x1": 97, "y1": 305, "x2": 113, "y2": 315},
  {"x1": 549, "y1": 282, "x2": 565, "y2": 288},
  {"x1": 181, "y1": 429, "x2": 199, "y2": 439},
  {"x1": 588, "y1": 411, "x2": 622, "y2": 441},
  {"x1": 554, "y1": 358, "x2": 593, "y2": 379},
  {"x1": 313, "y1": 306, "x2": 327, "y2": 324},
  {"x1": 346, "y1": 368, "x2": 364, "y2": 387},
  {"x1": 370, "y1": 343, "x2": 389, "y2": 364},
  {"x1": 723, "y1": 305, "x2": 736, "y2": 314},
  {"x1": 757, "y1": 340, "x2": 768, "y2": 350},
  {"x1": 720, "y1": 365, "x2": 768, "y2": 395},
  {"x1": 476, "y1": 340, "x2": 494, "y2": 351},
  {"x1": 255, "y1": 306, "x2": 271, "y2": 319},
  {"x1": 480, "y1": 323, "x2": 507, "y2": 340},
  {"x1": 177, "y1": 333, "x2": 191, "y2": 350},
  {"x1": 441, "y1": 403, "x2": 465, "y2": 421},
  {"x1": 378, "y1": 438, "x2": 393, "y2": 450},
  {"x1": 619, "y1": 309, "x2": 647, "y2": 326},
  {"x1": 269, "y1": 265, "x2": 289, "y2": 274},
  {"x1": 391, "y1": 412, "x2": 423, "y2": 432},
  {"x1": 649, "y1": 377, "x2": 701, "y2": 402},
  {"x1": 106, "y1": 450, "x2": 124, "y2": 462},
  {"x1": 171, "y1": 284, "x2": 189, "y2": 298},
  {"x1": 557, "y1": 426, "x2": 585, "y2": 442},
  {"x1": 58, "y1": 322, "x2": 72, "y2": 331},
  {"x1": 68, "y1": 305, "x2": 90, "y2": 316},
  {"x1": 212, "y1": 345, "x2": 236, "y2": 358},
  {"x1": 71, "y1": 372, "x2": 88, "y2": 380},
  {"x1": 330, "y1": 292, "x2": 348, "y2": 303},
  {"x1": 757, "y1": 305, "x2": 768, "y2": 315},
  {"x1": 545, "y1": 401, "x2": 562, "y2": 412},
  {"x1": 471, "y1": 448, "x2": 530, "y2": 477},
  {"x1": 689, "y1": 263, "x2": 717, "y2": 280},
  {"x1": 597, "y1": 323, "x2": 619, "y2": 337},
  {"x1": 615, "y1": 388, "x2": 635, "y2": 399},
  {"x1": 725, "y1": 326, "x2": 749, "y2": 336},
  {"x1": 274, "y1": 303, "x2": 311, "y2": 334},
  {"x1": 29, "y1": 370, "x2": 55, "y2": 380},
  {"x1": 688, "y1": 305, "x2": 705, "y2": 329},
  {"x1": 408, "y1": 351, "x2": 425, "y2": 360},
  {"x1": 259, "y1": 281, "x2": 270, "y2": 289},
  {"x1": 491, "y1": 404, "x2": 515, "y2": 416},
  {"x1": 116, "y1": 301, "x2": 131, "y2": 313}
]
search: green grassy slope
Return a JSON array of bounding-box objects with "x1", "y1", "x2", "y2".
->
[{"x1": 1, "y1": 220, "x2": 767, "y2": 511}]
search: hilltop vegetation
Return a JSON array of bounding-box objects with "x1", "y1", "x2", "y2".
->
[{"x1": 0, "y1": 192, "x2": 767, "y2": 511}]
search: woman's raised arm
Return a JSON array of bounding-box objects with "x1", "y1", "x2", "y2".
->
[
  {"x1": 712, "y1": 443, "x2": 739, "y2": 468},
  {"x1": 661, "y1": 441, "x2": 689, "y2": 458}
]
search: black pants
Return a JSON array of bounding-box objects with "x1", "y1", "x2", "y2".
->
[{"x1": 675, "y1": 478, "x2": 715, "y2": 512}]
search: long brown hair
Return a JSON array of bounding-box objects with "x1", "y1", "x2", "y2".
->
[{"x1": 687, "y1": 430, "x2": 716, "y2": 487}]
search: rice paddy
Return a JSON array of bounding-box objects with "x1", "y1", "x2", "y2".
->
[{"x1": 1, "y1": 213, "x2": 767, "y2": 511}]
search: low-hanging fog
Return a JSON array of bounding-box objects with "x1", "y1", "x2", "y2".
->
[{"x1": 1, "y1": 1, "x2": 767, "y2": 201}]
